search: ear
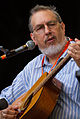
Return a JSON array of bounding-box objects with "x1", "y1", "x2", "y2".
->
[
  {"x1": 30, "y1": 33, "x2": 38, "y2": 45},
  {"x1": 60, "y1": 22, "x2": 65, "y2": 35}
]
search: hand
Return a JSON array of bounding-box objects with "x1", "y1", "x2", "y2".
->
[
  {"x1": 68, "y1": 38, "x2": 80, "y2": 67},
  {"x1": 0, "y1": 105, "x2": 19, "y2": 119}
]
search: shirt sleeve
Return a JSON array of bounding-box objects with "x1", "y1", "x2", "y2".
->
[
  {"x1": 0, "y1": 54, "x2": 42, "y2": 105},
  {"x1": 0, "y1": 63, "x2": 31, "y2": 105}
]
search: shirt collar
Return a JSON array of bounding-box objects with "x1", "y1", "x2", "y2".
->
[
  {"x1": 35, "y1": 40, "x2": 74, "y2": 69},
  {"x1": 34, "y1": 54, "x2": 52, "y2": 69}
]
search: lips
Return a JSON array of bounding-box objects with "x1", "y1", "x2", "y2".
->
[
  {"x1": 45, "y1": 36, "x2": 56, "y2": 44},
  {"x1": 48, "y1": 36, "x2": 55, "y2": 41}
]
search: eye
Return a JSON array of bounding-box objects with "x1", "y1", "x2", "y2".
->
[
  {"x1": 49, "y1": 23, "x2": 55, "y2": 26},
  {"x1": 47, "y1": 21, "x2": 57, "y2": 28},
  {"x1": 36, "y1": 25, "x2": 44, "y2": 31},
  {"x1": 48, "y1": 22, "x2": 56, "y2": 27}
]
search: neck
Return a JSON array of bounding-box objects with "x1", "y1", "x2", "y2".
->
[{"x1": 47, "y1": 51, "x2": 62, "y2": 65}]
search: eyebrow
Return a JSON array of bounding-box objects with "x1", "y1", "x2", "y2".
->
[
  {"x1": 34, "y1": 24, "x2": 44, "y2": 30},
  {"x1": 34, "y1": 20, "x2": 57, "y2": 30},
  {"x1": 47, "y1": 20, "x2": 57, "y2": 24}
]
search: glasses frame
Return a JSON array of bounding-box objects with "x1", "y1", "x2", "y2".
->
[{"x1": 33, "y1": 20, "x2": 59, "y2": 35}]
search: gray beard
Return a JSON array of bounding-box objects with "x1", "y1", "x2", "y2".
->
[{"x1": 39, "y1": 41, "x2": 66, "y2": 56}]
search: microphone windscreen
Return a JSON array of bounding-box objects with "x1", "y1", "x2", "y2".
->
[{"x1": 26, "y1": 40, "x2": 35, "y2": 50}]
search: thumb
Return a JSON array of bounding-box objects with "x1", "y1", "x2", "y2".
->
[{"x1": 74, "y1": 38, "x2": 79, "y2": 42}]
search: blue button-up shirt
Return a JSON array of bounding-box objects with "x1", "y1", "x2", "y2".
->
[{"x1": 0, "y1": 50, "x2": 80, "y2": 119}]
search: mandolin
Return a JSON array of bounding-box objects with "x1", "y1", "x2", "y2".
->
[{"x1": 12, "y1": 54, "x2": 71, "y2": 119}]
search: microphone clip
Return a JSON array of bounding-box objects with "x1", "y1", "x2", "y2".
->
[{"x1": 0, "y1": 46, "x2": 9, "y2": 54}]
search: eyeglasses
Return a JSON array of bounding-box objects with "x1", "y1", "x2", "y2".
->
[{"x1": 33, "y1": 20, "x2": 58, "y2": 35}]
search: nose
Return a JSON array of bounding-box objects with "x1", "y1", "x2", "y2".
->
[{"x1": 44, "y1": 25, "x2": 51, "y2": 35}]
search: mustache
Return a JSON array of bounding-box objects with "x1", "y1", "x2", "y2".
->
[{"x1": 44, "y1": 35, "x2": 57, "y2": 44}]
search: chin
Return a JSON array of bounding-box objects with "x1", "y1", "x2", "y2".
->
[{"x1": 39, "y1": 41, "x2": 66, "y2": 56}]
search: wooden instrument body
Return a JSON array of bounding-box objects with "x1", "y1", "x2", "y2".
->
[
  {"x1": 12, "y1": 54, "x2": 70, "y2": 119},
  {"x1": 20, "y1": 77, "x2": 62, "y2": 119},
  {"x1": 12, "y1": 72, "x2": 62, "y2": 119}
]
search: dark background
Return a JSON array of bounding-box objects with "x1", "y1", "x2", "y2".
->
[{"x1": 0, "y1": 0, "x2": 80, "y2": 91}]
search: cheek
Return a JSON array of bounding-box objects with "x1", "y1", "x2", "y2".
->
[
  {"x1": 35, "y1": 34, "x2": 45, "y2": 43},
  {"x1": 57, "y1": 27, "x2": 64, "y2": 38},
  {"x1": 36, "y1": 38, "x2": 47, "y2": 49}
]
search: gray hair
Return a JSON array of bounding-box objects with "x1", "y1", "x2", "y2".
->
[{"x1": 28, "y1": 5, "x2": 62, "y2": 32}]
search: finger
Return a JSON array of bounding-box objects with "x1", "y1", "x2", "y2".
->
[
  {"x1": 0, "y1": 111, "x2": 3, "y2": 118},
  {"x1": 74, "y1": 38, "x2": 79, "y2": 41},
  {"x1": 2, "y1": 106, "x2": 18, "y2": 115},
  {"x1": 68, "y1": 49, "x2": 80, "y2": 60},
  {"x1": 8, "y1": 105, "x2": 19, "y2": 111},
  {"x1": 2, "y1": 111, "x2": 17, "y2": 119},
  {"x1": 68, "y1": 42, "x2": 80, "y2": 55},
  {"x1": 68, "y1": 43, "x2": 80, "y2": 52},
  {"x1": 68, "y1": 46, "x2": 78, "y2": 55},
  {"x1": 74, "y1": 38, "x2": 80, "y2": 46},
  {"x1": 75, "y1": 38, "x2": 80, "y2": 42}
]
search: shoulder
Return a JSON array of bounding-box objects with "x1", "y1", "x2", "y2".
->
[
  {"x1": 14, "y1": 54, "x2": 45, "y2": 79},
  {"x1": 24, "y1": 54, "x2": 45, "y2": 69}
]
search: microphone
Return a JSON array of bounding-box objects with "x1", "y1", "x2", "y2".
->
[{"x1": 0, "y1": 40, "x2": 35, "y2": 60}]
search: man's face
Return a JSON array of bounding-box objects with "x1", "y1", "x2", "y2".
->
[{"x1": 30, "y1": 10, "x2": 65, "y2": 52}]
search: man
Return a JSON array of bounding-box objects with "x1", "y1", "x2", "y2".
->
[{"x1": 0, "y1": 5, "x2": 80, "y2": 119}]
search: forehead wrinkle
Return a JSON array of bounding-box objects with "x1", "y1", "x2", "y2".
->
[{"x1": 31, "y1": 10, "x2": 57, "y2": 28}]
